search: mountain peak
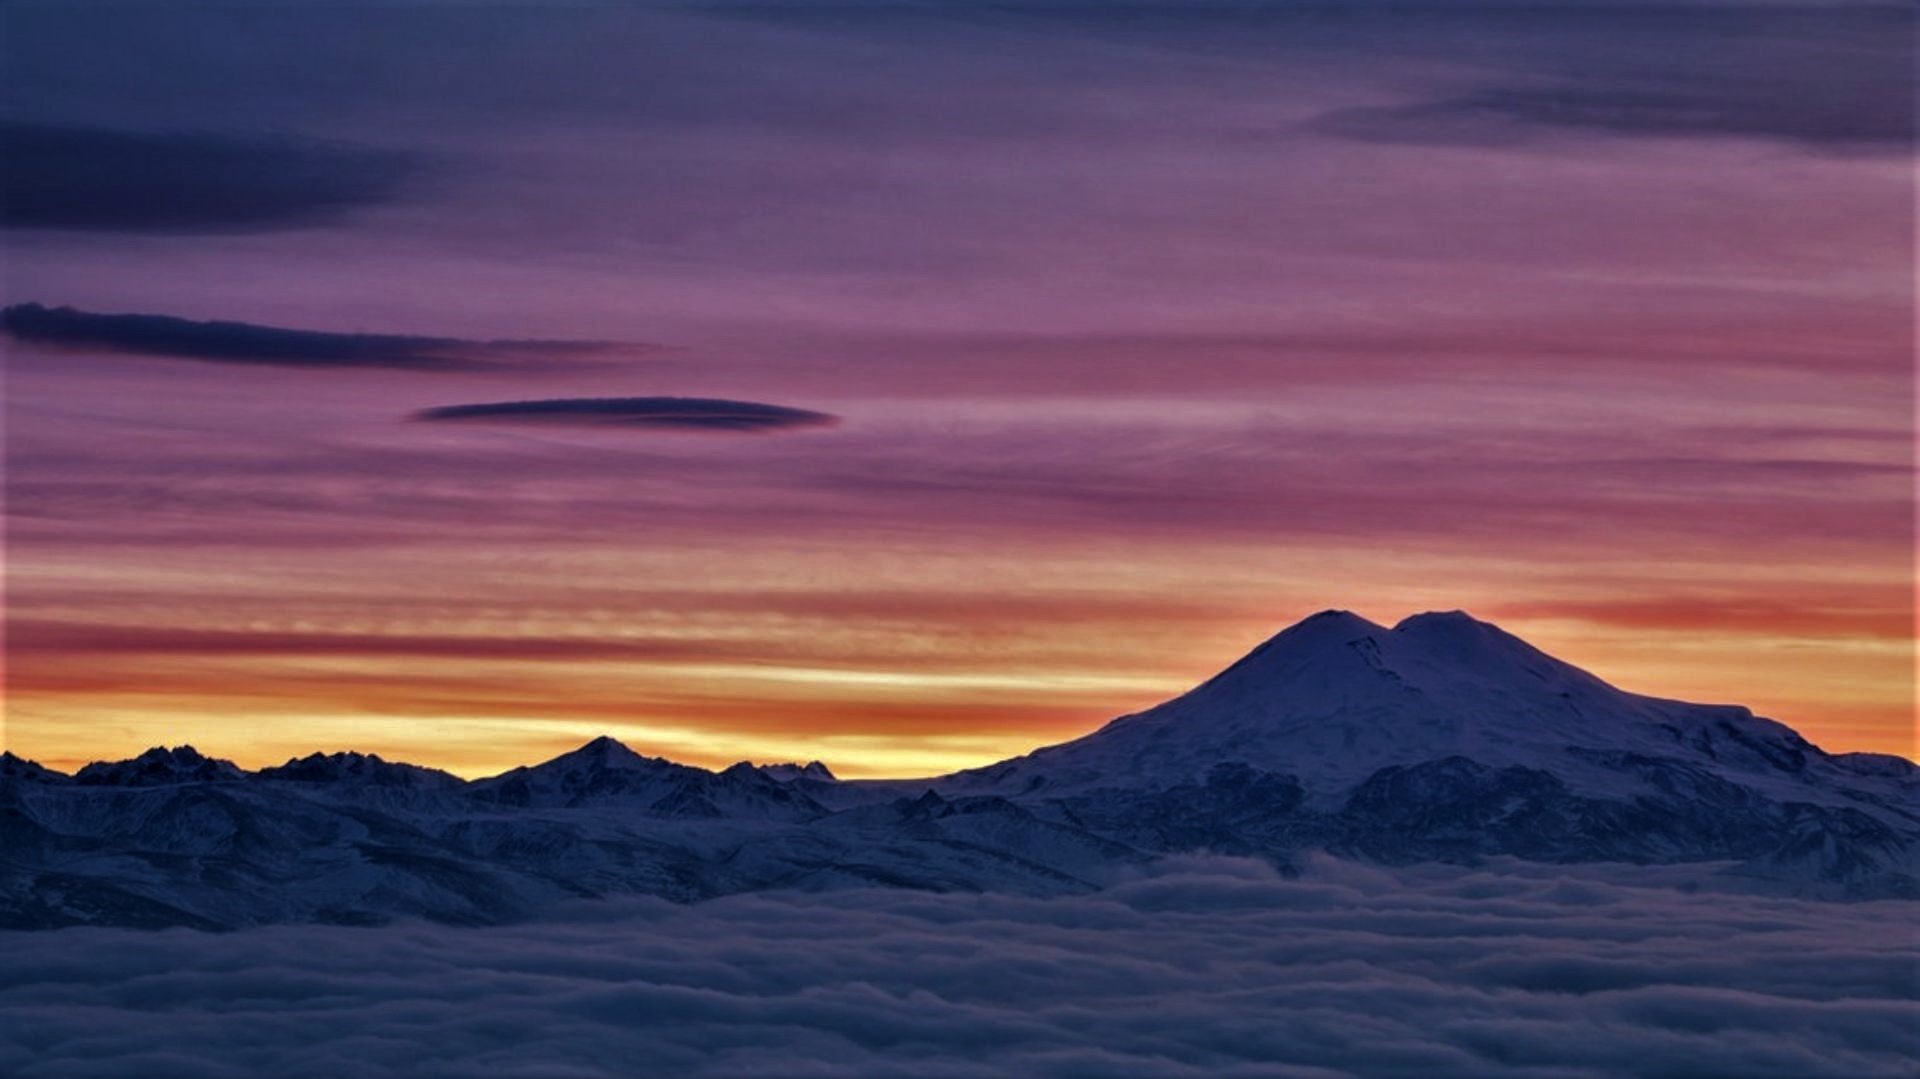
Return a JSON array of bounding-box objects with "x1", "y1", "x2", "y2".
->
[
  {"x1": 1390, "y1": 609, "x2": 1530, "y2": 646},
  {"x1": 256, "y1": 750, "x2": 462, "y2": 789},
  {"x1": 554, "y1": 736, "x2": 652, "y2": 769},
  {"x1": 978, "y1": 606, "x2": 1699, "y2": 799},
  {"x1": 1393, "y1": 608, "x2": 1508, "y2": 648},
  {"x1": 1279, "y1": 609, "x2": 1391, "y2": 645},
  {"x1": 1388, "y1": 609, "x2": 1589, "y2": 682},
  {"x1": 1194, "y1": 608, "x2": 1388, "y2": 686},
  {"x1": 74, "y1": 745, "x2": 244, "y2": 786},
  {"x1": 759, "y1": 760, "x2": 837, "y2": 783},
  {"x1": 1392, "y1": 609, "x2": 1483, "y2": 632},
  {"x1": 0, "y1": 751, "x2": 67, "y2": 783},
  {"x1": 1303, "y1": 608, "x2": 1384, "y2": 631}
]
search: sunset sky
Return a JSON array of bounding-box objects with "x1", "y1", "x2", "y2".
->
[{"x1": 3, "y1": 2, "x2": 1912, "y2": 778}]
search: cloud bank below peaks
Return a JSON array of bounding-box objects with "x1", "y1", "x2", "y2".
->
[{"x1": 2, "y1": 856, "x2": 1913, "y2": 1078}]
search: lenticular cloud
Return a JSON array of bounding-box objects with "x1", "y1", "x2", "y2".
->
[{"x1": 3, "y1": 857, "x2": 1914, "y2": 1078}]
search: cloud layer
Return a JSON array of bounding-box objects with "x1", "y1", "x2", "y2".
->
[
  {"x1": 1, "y1": 858, "x2": 1913, "y2": 1078},
  {"x1": 414, "y1": 397, "x2": 839, "y2": 432}
]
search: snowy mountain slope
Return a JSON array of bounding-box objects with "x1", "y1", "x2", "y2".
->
[
  {"x1": 942, "y1": 611, "x2": 1888, "y2": 804},
  {"x1": 0, "y1": 775, "x2": 565, "y2": 928},
  {"x1": 2, "y1": 609, "x2": 1914, "y2": 927},
  {"x1": 936, "y1": 611, "x2": 1919, "y2": 893},
  {"x1": 0, "y1": 744, "x2": 1134, "y2": 927}
]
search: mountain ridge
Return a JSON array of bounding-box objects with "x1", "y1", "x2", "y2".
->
[
  {"x1": 4, "y1": 609, "x2": 1915, "y2": 928},
  {"x1": 25, "y1": 610, "x2": 1908, "y2": 785}
]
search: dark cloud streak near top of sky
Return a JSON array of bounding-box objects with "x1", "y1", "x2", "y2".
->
[
  {"x1": 0, "y1": 122, "x2": 420, "y2": 233},
  {"x1": 1318, "y1": 80, "x2": 1915, "y2": 153},
  {"x1": 1, "y1": 304, "x2": 630, "y2": 370},
  {"x1": 1312, "y1": 6, "x2": 1913, "y2": 153}
]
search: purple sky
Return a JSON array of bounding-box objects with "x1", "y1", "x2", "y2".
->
[{"x1": 3, "y1": 2, "x2": 1913, "y2": 776}]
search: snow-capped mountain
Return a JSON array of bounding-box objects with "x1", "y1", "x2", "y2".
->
[
  {"x1": 3, "y1": 610, "x2": 1914, "y2": 928},
  {"x1": 940, "y1": 611, "x2": 1918, "y2": 890},
  {"x1": 946, "y1": 610, "x2": 1861, "y2": 800}
]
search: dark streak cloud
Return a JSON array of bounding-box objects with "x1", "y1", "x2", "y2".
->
[
  {"x1": 0, "y1": 122, "x2": 418, "y2": 233},
  {"x1": 414, "y1": 397, "x2": 839, "y2": 433},
  {"x1": 2, "y1": 304, "x2": 625, "y2": 370},
  {"x1": 1319, "y1": 82, "x2": 1915, "y2": 152},
  {"x1": 1314, "y1": 7, "x2": 1912, "y2": 154}
]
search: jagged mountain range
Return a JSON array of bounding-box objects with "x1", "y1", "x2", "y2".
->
[{"x1": 3, "y1": 610, "x2": 1915, "y2": 928}]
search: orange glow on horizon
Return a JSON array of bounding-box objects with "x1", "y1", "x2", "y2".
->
[{"x1": 7, "y1": 577, "x2": 1913, "y2": 779}]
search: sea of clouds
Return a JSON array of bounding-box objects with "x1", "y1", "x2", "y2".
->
[{"x1": 2, "y1": 856, "x2": 1914, "y2": 1078}]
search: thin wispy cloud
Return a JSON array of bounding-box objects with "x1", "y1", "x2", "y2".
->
[
  {"x1": 1313, "y1": 7, "x2": 1912, "y2": 154},
  {"x1": 1317, "y1": 81, "x2": 1915, "y2": 153}
]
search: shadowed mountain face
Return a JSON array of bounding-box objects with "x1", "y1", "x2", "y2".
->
[{"x1": 2, "y1": 611, "x2": 1914, "y2": 928}]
